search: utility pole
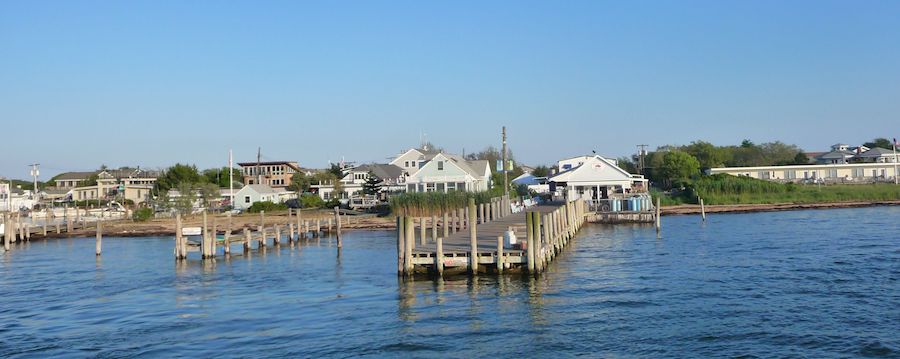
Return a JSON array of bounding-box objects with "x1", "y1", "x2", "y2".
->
[
  {"x1": 637, "y1": 145, "x2": 648, "y2": 175},
  {"x1": 893, "y1": 138, "x2": 898, "y2": 185},
  {"x1": 229, "y1": 149, "x2": 235, "y2": 207},
  {"x1": 502, "y1": 126, "x2": 509, "y2": 196},
  {"x1": 28, "y1": 163, "x2": 40, "y2": 201},
  {"x1": 256, "y1": 147, "x2": 262, "y2": 185}
]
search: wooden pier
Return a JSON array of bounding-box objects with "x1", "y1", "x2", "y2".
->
[{"x1": 397, "y1": 196, "x2": 586, "y2": 277}]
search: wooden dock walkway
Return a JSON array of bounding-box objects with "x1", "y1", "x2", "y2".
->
[{"x1": 397, "y1": 197, "x2": 587, "y2": 277}]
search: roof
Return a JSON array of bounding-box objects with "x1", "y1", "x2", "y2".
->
[
  {"x1": 548, "y1": 155, "x2": 635, "y2": 184},
  {"x1": 855, "y1": 147, "x2": 896, "y2": 158},
  {"x1": 440, "y1": 153, "x2": 489, "y2": 178},
  {"x1": 242, "y1": 184, "x2": 277, "y2": 194},
  {"x1": 55, "y1": 171, "x2": 96, "y2": 181},
  {"x1": 237, "y1": 161, "x2": 300, "y2": 170},
  {"x1": 818, "y1": 150, "x2": 855, "y2": 159},
  {"x1": 355, "y1": 164, "x2": 405, "y2": 179}
]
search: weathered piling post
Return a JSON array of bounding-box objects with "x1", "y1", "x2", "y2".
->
[
  {"x1": 42, "y1": 209, "x2": 48, "y2": 236},
  {"x1": 479, "y1": 203, "x2": 485, "y2": 224},
  {"x1": 95, "y1": 219, "x2": 102, "y2": 256},
  {"x1": 66, "y1": 211, "x2": 73, "y2": 234},
  {"x1": 175, "y1": 213, "x2": 184, "y2": 259},
  {"x1": 259, "y1": 225, "x2": 267, "y2": 248},
  {"x1": 655, "y1": 198, "x2": 661, "y2": 234},
  {"x1": 315, "y1": 218, "x2": 321, "y2": 237},
  {"x1": 327, "y1": 217, "x2": 333, "y2": 233},
  {"x1": 431, "y1": 215, "x2": 437, "y2": 242},
  {"x1": 468, "y1": 198, "x2": 478, "y2": 274},
  {"x1": 55, "y1": 220, "x2": 60, "y2": 234},
  {"x1": 397, "y1": 216, "x2": 405, "y2": 275},
  {"x1": 415, "y1": 217, "x2": 423, "y2": 246},
  {"x1": 304, "y1": 220, "x2": 310, "y2": 238},
  {"x1": 243, "y1": 228, "x2": 251, "y2": 252},
  {"x1": 211, "y1": 217, "x2": 218, "y2": 256},
  {"x1": 448, "y1": 209, "x2": 456, "y2": 235},
  {"x1": 496, "y1": 235, "x2": 504, "y2": 273},
  {"x1": 532, "y1": 212, "x2": 542, "y2": 273},
  {"x1": 24, "y1": 224, "x2": 31, "y2": 241},
  {"x1": 404, "y1": 216, "x2": 414, "y2": 275},
  {"x1": 3, "y1": 213, "x2": 10, "y2": 251},
  {"x1": 274, "y1": 224, "x2": 281, "y2": 247},
  {"x1": 700, "y1": 198, "x2": 706, "y2": 222},
  {"x1": 288, "y1": 222, "x2": 295, "y2": 244},
  {"x1": 296, "y1": 209, "x2": 304, "y2": 239},
  {"x1": 525, "y1": 211, "x2": 535, "y2": 273},
  {"x1": 435, "y1": 236, "x2": 444, "y2": 276},
  {"x1": 201, "y1": 210, "x2": 209, "y2": 258},
  {"x1": 442, "y1": 212, "x2": 449, "y2": 238},
  {"x1": 334, "y1": 206, "x2": 342, "y2": 249}
]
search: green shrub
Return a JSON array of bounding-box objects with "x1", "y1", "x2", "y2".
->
[
  {"x1": 247, "y1": 201, "x2": 288, "y2": 213},
  {"x1": 299, "y1": 194, "x2": 324, "y2": 208},
  {"x1": 389, "y1": 191, "x2": 502, "y2": 217},
  {"x1": 132, "y1": 207, "x2": 154, "y2": 222}
]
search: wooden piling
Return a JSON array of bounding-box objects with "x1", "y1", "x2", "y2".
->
[
  {"x1": 404, "y1": 216, "x2": 414, "y2": 275},
  {"x1": 288, "y1": 222, "x2": 295, "y2": 244},
  {"x1": 419, "y1": 217, "x2": 426, "y2": 246},
  {"x1": 655, "y1": 198, "x2": 661, "y2": 234},
  {"x1": 496, "y1": 235, "x2": 503, "y2": 273},
  {"x1": 297, "y1": 209, "x2": 303, "y2": 238},
  {"x1": 315, "y1": 219, "x2": 321, "y2": 237},
  {"x1": 532, "y1": 211, "x2": 542, "y2": 273},
  {"x1": 3, "y1": 213, "x2": 10, "y2": 251},
  {"x1": 448, "y1": 209, "x2": 456, "y2": 235},
  {"x1": 55, "y1": 220, "x2": 60, "y2": 234},
  {"x1": 334, "y1": 206, "x2": 342, "y2": 248},
  {"x1": 468, "y1": 198, "x2": 478, "y2": 274},
  {"x1": 435, "y1": 236, "x2": 444, "y2": 276},
  {"x1": 479, "y1": 203, "x2": 485, "y2": 224},
  {"x1": 431, "y1": 215, "x2": 437, "y2": 242},
  {"x1": 274, "y1": 224, "x2": 281, "y2": 247},
  {"x1": 397, "y1": 216, "x2": 405, "y2": 274},
  {"x1": 243, "y1": 228, "x2": 251, "y2": 252},
  {"x1": 526, "y1": 211, "x2": 535, "y2": 273},
  {"x1": 95, "y1": 220, "x2": 102, "y2": 256},
  {"x1": 211, "y1": 216, "x2": 218, "y2": 256},
  {"x1": 42, "y1": 209, "x2": 48, "y2": 236},
  {"x1": 442, "y1": 212, "x2": 449, "y2": 238},
  {"x1": 259, "y1": 225, "x2": 266, "y2": 248},
  {"x1": 700, "y1": 198, "x2": 706, "y2": 222},
  {"x1": 175, "y1": 213, "x2": 183, "y2": 259}
]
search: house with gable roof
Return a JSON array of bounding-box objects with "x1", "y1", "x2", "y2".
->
[{"x1": 548, "y1": 155, "x2": 648, "y2": 200}]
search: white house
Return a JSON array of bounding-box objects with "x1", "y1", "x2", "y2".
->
[
  {"x1": 548, "y1": 155, "x2": 648, "y2": 200},
  {"x1": 234, "y1": 184, "x2": 284, "y2": 211},
  {"x1": 313, "y1": 163, "x2": 407, "y2": 201},
  {"x1": 405, "y1": 153, "x2": 491, "y2": 192},
  {"x1": 389, "y1": 147, "x2": 441, "y2": 176}
]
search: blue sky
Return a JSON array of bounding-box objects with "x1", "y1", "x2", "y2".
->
[{"x1": 2, "y1": 1, "x2": 899, "y2": 179}]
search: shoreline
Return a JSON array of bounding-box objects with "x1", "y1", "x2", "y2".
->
[
  {"x1": 660, "y1": 200, "x2": 900, "y2": 216},
  {"x1": 23, "y1": 200, "x2": 900, "y2": 239}
]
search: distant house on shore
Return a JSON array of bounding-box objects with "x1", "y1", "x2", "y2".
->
[
  {"x1": 233, "y1": 184, "x2": 286, "y2": 211},
  {"x1": 710, "y1": 162, "x2": 897, "y2": 183},
  {"x1": 312, "y1": 163, "x2": 407, "y2": 201},
  {"x1": 56, "y1": 167, "x2": 158, "y2": 205},
  {"x1": 237, "y1": 161, "x2": 303, "y2": 188},
  {"x1": 548, "y1": 155, "x2": 648, "y2": 200},
  {"x1": 405, "y1": 152, "x2": 491, "y2": 193},
  {"x1": 389, "y1": 147, "x2": 442, "y2": 176}
]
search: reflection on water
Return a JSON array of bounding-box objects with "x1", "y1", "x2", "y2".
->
[{"x1": 1, "y1": 207, "x2": 899, "y2": 357}]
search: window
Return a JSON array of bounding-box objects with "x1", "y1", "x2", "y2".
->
[
  {"x1": 438, "y1": 161, "x2": 444, "y2": 170},
  {"x1": 784, "y1": 170, "x2": 796, "y2": 179},
  {"x1": 436, "y1": 183, "x2": 445, "y2": 192},
  {"x1": 244, "y1": 196, "x2": 250, "y2": 203},
  {"x1": 827, "y1": 169, "x2": 838, "y2": 178},
  {"x1": 405, "y1": 161, "x2": 409, "y2": 167}
]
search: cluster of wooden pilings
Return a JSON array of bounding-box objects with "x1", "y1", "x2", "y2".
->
[
  {"x1": 523, "y1": 199, "x2": 586, "y2": 274},
  {"x1": 396, "y1": 195, "x2": 512, "y2": 275},
  {"x1": 397, "y1": 195, "x2": 588, "y2": 277},
  {"x1": 173, "y1": 208, "x2": 348, "y2": 260},
  {"x1": 2, "y1": 211, "x2": 95, "y2": 252}
]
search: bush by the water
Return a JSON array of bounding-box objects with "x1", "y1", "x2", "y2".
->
[
  {"x1": 132, "y1": 207, "x2": 154, "y2": 222},
  {"x1": 657, "y1": 174, "x2": 900, "y2": 205},
  {"x1": 247, "y1": 201, "x2": 288, "y2": 213}
]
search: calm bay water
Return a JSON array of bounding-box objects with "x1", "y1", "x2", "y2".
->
[{"x1": 1, "y1": 207, "x2": 898, "y2": 358}]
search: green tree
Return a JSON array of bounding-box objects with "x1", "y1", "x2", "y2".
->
[
  {"x1": 682, "y1": 141, "x2": 728, "y2": 169},
  {"x1": 197, "y1": 182, "x2": 221, "y2": 208},
  {"x1": 362, "y1": 172, "x2": 382, "y2": 195},
  {"x1": 157, "y1": 164, "x2": 202, "y2": 192},
  {"x1": 328, "y1": 163, "x2": 344, "y2": 178},
  {"x1": 202, "y1": 167, "x2": 241, "y2": 188},
  {"x1": 863, "y1": 138, "x2": 893, "y2": 150},
  {"x1": 287, "y1": 172, "x2": 312, "y2": 193},
  {"x1": 616, "y1": 158, "x2": 638, "y2": 174},
  {"x1": 173, "y1": 182, "x2": 197, "y2": 214},
  {"x1": 531, "y1": 165, "x2": 551, "y2": 177},
  {"x1": 659, "y1": 151, "x2": 701, "y2": 189},
  {"x1": 792, "y1": 151, "x2": 810, "y2": 165}
]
